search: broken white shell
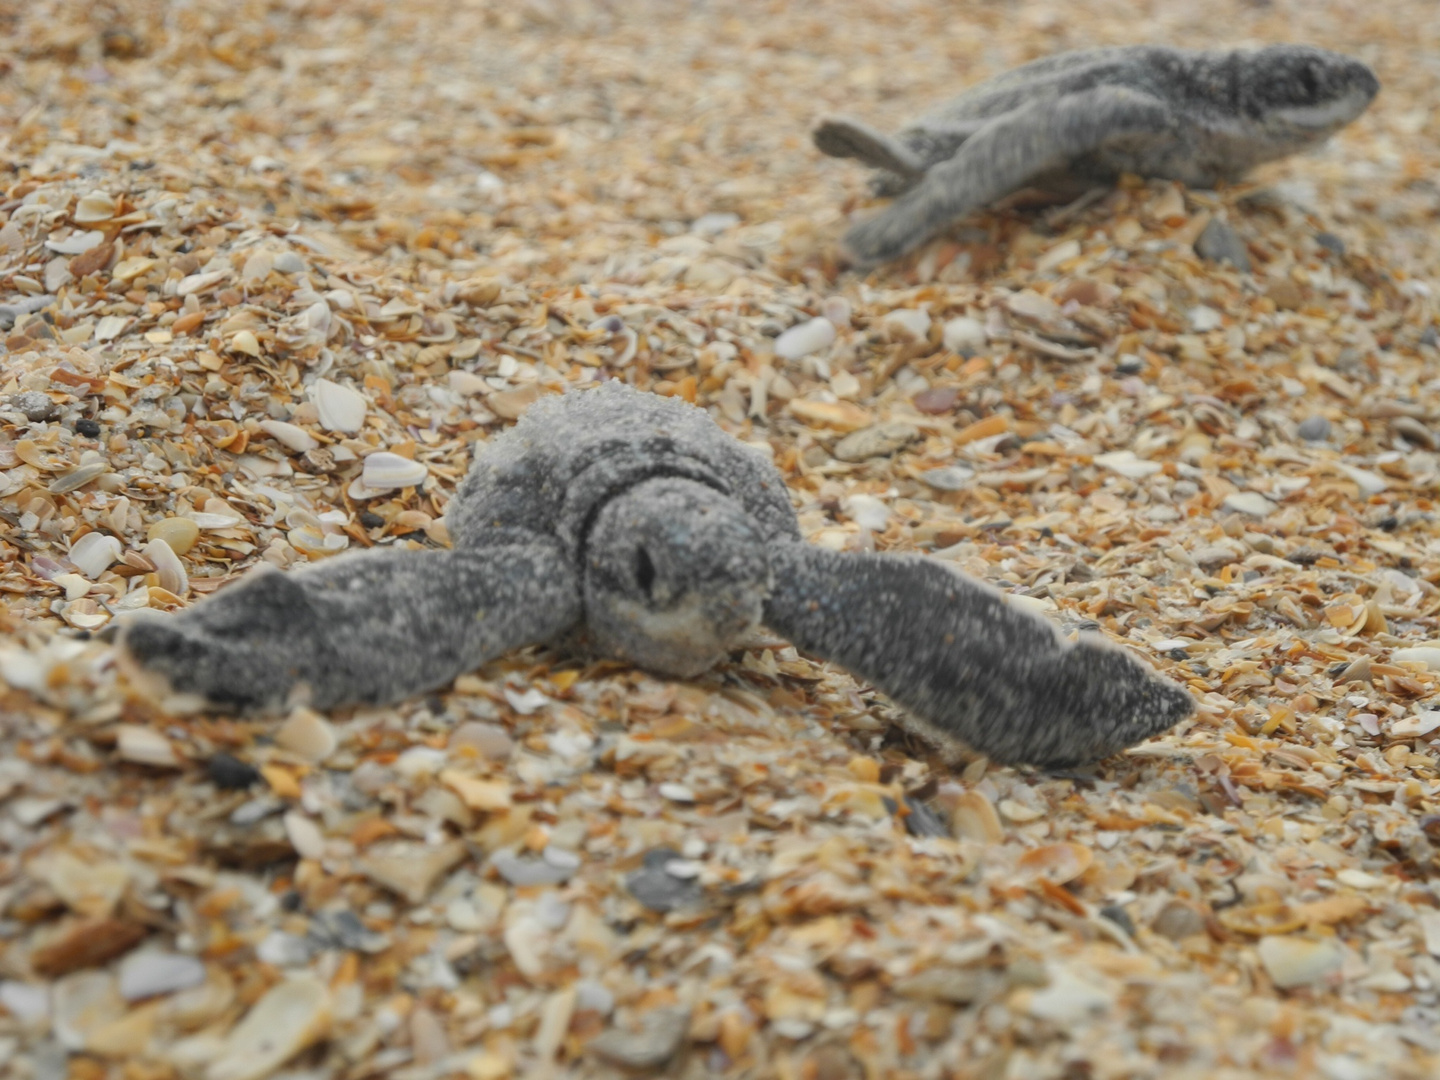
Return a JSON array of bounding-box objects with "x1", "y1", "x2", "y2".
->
[
  {"x1": 1392, "y1": 645, "x2": 1440, "y2": 671},
  {"x1": 1257, "y1": 936, "x2": 1342, "y2": 990},
  {"x1": 142, "y1": 537, "x2": 188, "y2": 597},
  {"x1": 361, "y1": 452, "x2": 428, "y2": 491},
  {"x1": 94, "y1": 315, "x2": 132, "y2": 342},
  {"x1": 919, "y1": 465, "x2": 976, "y2": 491},
  {"x1": 119, "y1": 951, "x2": 207, "y2": 1002},
  {"x1": 240, "y1": 250, "x2": 274, "y2": 282},
  {"x1": 117, "y1": 725, "x2": 181, "y2": 768},
  {"x1": 774, "y1": 317, "x2": 836, "y2": 361},
  {"x1": 69, "y1": 532, "x2": 123, "y2": 578},
  {"x1": 73, "y1": 191, "x2": 117, "y2": 224},
  {"x1": 843, "y1": 494, "x2": 891, "y2": 532},
  {"x1": 311, "y1": 378, "x2": 367, "y2": 434},
  {"x1": 52, "y1": 971, "x2": 125, "y2": 1051},
  {"x1": 942, "y1": 316, "x2": 987, "y2": 355},
  {"x1": 882, "y1": 308, "x2": 931, "y2": 343},
  {"x1": 53, "y1": 574, "x2": 92, "y2": 601},
  {"x1": 259, "y1": 420, "x2": 319, "y2": 454},
  {"x1": 275, "y1": 708, "x2": 338, "y2": 762},
  {"x1": 1222, "y1": 492, "x2": 1276, "y2": 517},
  {"x1": 45, "y1": 230, "x2": 106, "y2": 255},
  {"x1": 273, "y1": 250, "x2": 307, "y2": 274},
  {"x1": 1094, "y1": 450, "x2": 1162, "y2": 479},
  {"x1": 1337, "y1": 463, "x2": 1387, "y2": 495},
  {"x1": 205, "y1": 975, "x2": 331, "y2": 1080},
  {"x1": 176, "y1": 270, "x2": 229, "y2": 297},
  {"x1": 284, "y1": 811, "x2": 326, "y2": 861},
  {"x1": 302, "y1": 300, "x2": 332, "y2": 338},
  {"x1": 1391, "y1": 711, "x2": 1440, "y2": 738}
]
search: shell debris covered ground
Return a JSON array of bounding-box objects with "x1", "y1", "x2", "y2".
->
[{"x1": 0, "y1": 0, "x2": 1438, "y2": 1077}]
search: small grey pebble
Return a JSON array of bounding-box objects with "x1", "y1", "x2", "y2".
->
[
  {"x1": 1150, "y1": 900, "x2": 1207, "y2": 940},
  {"x1": 309, "y1": 908, "x2": 389, "y2": 953},
  {"x1": 1297, "y1": 415, "x2": 1331, "y2": 442},
  {"x1": 536, "y1": 891, "x2": 572, "y2": 930},
  {"x1": 1422, "y1": 325, "x2": 1439, "y2": 348},
  {"x1": 919, "y1": 465, "x2": 976, "y2": 492},
  {"x1": 492, "y1": 850, "x2": 574, "y2": 887},
  {"x1": 1193, "y1": 544, "x2": 1239, "y2": 569},
  {"x1": 1193, "y1": 218, "x2": 1251, "y2": 272},
  {"x1": 1099, "y1": 904, "x2": 1137, "y2": 938},
  {"x1": 256, "y1": 929, "x2": 313, "y2": 966},
  {"x1": 1314, "y1": 231, "x2": 1346, "y2": 256},
  {"x1": 902, "y1": 796, "x2": 949, "y2": 839},
  {"x1": 208, "y1": 752, "x2": 261, "y2": 789},
  {"x1": 229, "y1": 797, "x2": 283, "y2": 827},
  {"x1": 832, "y1": 422, "x2": 919, "y2": 463},
  {"x1": 1115, "y1": 355, "x2": 1144, "y2": 375},
  {"x1": 118, "y1": 951, "x2": 207, "y2": 1001},
  {"x1": 626, "y1": 847, "x2": 703, "y2": 913},
  {"x1": 587, "y1": 1005, "x2": 691, "y2": 1071},
  {"x1": 75, "y1": 418, "x2": 101, "y2": 437},
  {"x1": 27, "y1": 1040, "x2": 68, "y2": 1080},
  {"x1": 10, "y1": 391, "x2": 58, "y2": 422},
  {"x1": 272, "y1": 250, "x2": 307, "y2": 274},
  {"x1": 542, "y1": 845, "x2": 582, "y2": 870}
]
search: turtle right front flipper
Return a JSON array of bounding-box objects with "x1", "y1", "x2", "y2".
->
[{"x1": 120, "y1": 541, "x2": 580, "y2": 713}]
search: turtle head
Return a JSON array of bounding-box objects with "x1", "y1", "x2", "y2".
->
[
  {"x1": 583, "y1": 477, "x2": 770, "y2": 678},
  {"x1": 1239, "y1": 46, "x2": 1378, "y2": 138}
]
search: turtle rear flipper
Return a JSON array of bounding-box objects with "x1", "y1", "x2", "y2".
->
[
  {"x1": 813, "y1": 116, "x2": 927, "y2": 177},
  {"x1": 121, "y1": 541, "x2": 580, "y2": 712}
]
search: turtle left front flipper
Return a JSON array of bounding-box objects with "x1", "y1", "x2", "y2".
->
[
  {"x1": 842, "y1": 86, "x2": 1175, "y2": 265},
  {"x1": 762, "y1": 543, "x2": 1193, "y2": 770},
  {"x1": 120, "y1": 540, "x2": 580, "y2": 713}
]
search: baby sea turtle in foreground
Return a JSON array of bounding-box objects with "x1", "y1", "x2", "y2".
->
[
  {"x1": 814, "y1": 43, "x2": 1379, "y2": 265},
  {"x1": 120, "y1": 382, "x2": 1192, "y2": 769}
]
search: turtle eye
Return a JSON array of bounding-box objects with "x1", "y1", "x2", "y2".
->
[{"x1": 635, "y1": 546, "x2": 656, "y2": 599}]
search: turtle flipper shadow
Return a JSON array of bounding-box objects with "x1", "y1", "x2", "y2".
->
[
  {"x1": 763, "y1": 543, "x2": 1192, "y2": 769},
  {"x1": 120, "y1": 540, "x2": 580, "y2": 712}
]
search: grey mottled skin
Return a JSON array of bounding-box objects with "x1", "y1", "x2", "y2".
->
[
  {"x1": 766, "y1": 546, "x2": 1187, "y2": 767},
  {"x1": 120, "y1": 381, "x2": 1192, "y2": 769},
  {"x1": 121, "y1": 544, "x2": 578, "y2": 713},
  {"x1": 815, "y1": 44, "x2": 1379, "y2": 265}
]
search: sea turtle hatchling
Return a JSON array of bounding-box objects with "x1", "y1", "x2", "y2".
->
[
  {"x1": 120, "y1": 382, "x2": 1192, "y2": 769},
  {"x1": 814, "y1": 43, "x2": 1379, "y2": 265}
]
